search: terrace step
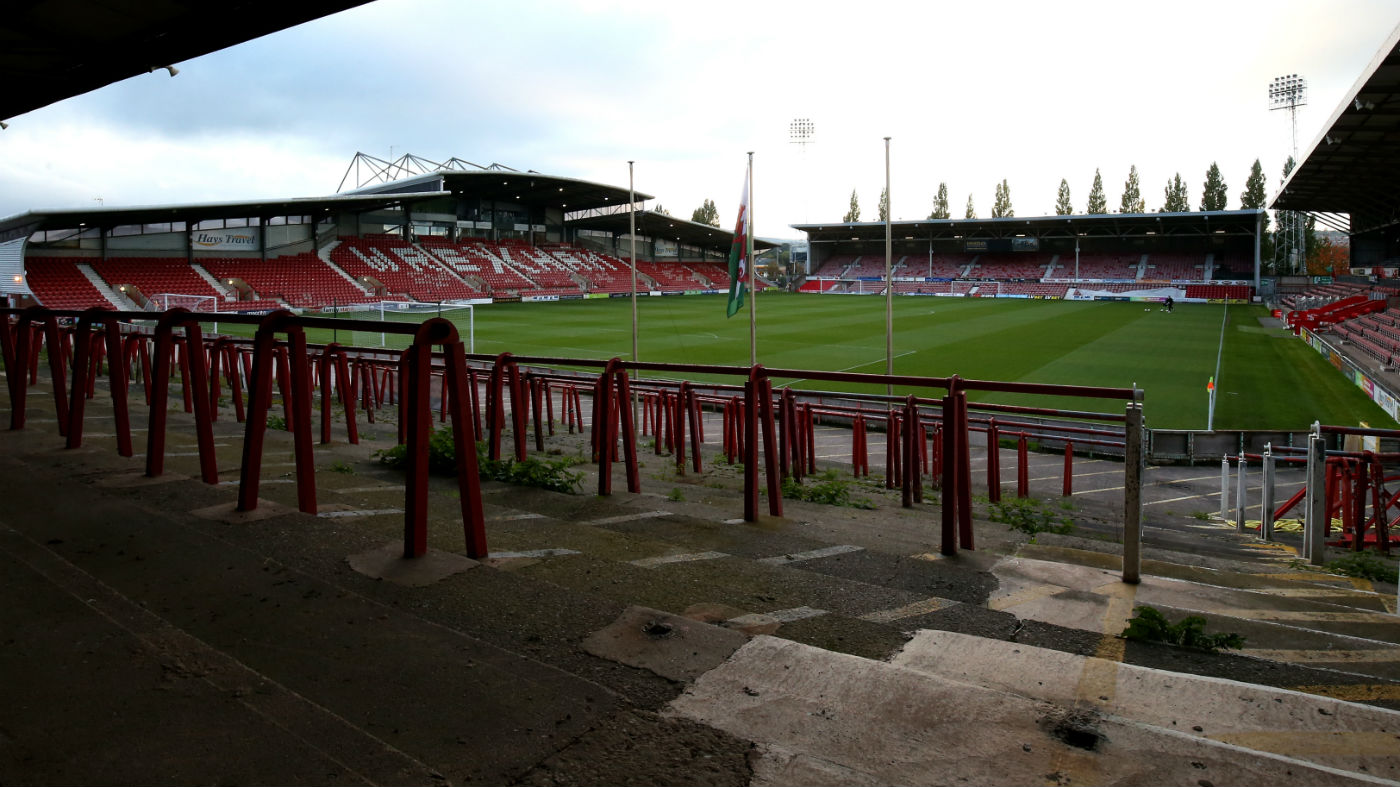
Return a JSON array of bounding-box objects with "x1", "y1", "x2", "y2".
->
[
  {"x1": 76, "y1": 263, "x2": 137, "y2": 310},
  {"x1": 667, "y1": 632, "x2": 1399, "y2": 786}
]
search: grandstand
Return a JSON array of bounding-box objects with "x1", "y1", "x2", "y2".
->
[
  {"x1": 793, "y1": 211, "x2": 1263, "y2": 303},
  {"x1": 0, "y1": 163, "x2": 777, "y2": 312}
]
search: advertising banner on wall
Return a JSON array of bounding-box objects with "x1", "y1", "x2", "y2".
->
[
  {"x1": 1302, "y1": 329, "x2": 1400, "y2": 421},
  {"x1": 191, "y1": 227, "x2": 260, "y2": 251}
]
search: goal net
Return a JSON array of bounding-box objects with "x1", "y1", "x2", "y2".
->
[
  {"x1": 148, "y1": 293, "x2": 219, "y2": 313},
  {"x1": 335, "y1": 301, "x2": 476, "y2": 351}
]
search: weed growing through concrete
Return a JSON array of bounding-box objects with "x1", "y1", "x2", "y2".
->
[
  {"x1": 1191, "y1": 511, "x2": 1211, "y2": 521},
  {"x1": 1121, "y1": 605, "x2": 1245, "y2": 653},
  {"x1": 374, "y1": 426, "x2": 584, "y2": 494},
  {"x1": 1324, "y1": 551, "x2": 1399, "y2": 583},
  {"x1": 328, "y1": 461, "x2": 355, "y2": 474},
  {"x1": 266, "y1": 414, "x2": 287, "y2": 431},
  {"x1": 780, "y1": 469, "x2": 876, "y2": 510},
  {"x1": 667, "y1": 487, "x2": 685, "y2": 502},
  {"x1": 988, "y1": 498, "x2": 1074, "y2": 536}
]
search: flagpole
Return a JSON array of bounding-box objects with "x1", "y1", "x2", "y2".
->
[
  {"x1": 747, "y1": 151, "x2": 756, "y2": 366},
  {"x1": 628, "y1": 160, "x2": 638, "y2": 363},
  {"x1": 884, "y1": 137, "x2": 893, "y2": 398}
]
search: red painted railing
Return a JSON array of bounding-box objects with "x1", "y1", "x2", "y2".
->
[{"x1": 2, "y1": 307, "x2": 1143, "y2": 564}]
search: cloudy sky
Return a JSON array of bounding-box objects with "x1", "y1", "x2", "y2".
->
[{"x1": 2, "y1": 0, "x2": 1399, "y2": 239}]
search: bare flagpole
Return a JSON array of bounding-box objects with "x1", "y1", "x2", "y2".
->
[
  {"x1": 747, "y1": 151, "x2": 756, "y2": 366},
  {"x1": 628, "y1": 161, "x2": 639, "y2": 363},
  {"x1": 884, "y1": 137, "x2": 893, "y2": 398}
]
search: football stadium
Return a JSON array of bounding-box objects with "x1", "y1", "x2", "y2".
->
[{"x1": 2, "y1": 3, "x2": 1400, "y2": 786}]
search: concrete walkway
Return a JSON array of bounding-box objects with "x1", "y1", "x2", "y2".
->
[{"x1": 1, "y1": 367, "x2": 1398, "y2": 785}]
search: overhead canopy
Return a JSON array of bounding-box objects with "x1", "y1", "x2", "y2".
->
[
  {"x1": 0, "y1": 191, "x2": 450, "y2": 244},
  {"x1": 1, "y1": 0, "x2": 372, "y2": 121},
  {"x1": 566, "y1": 209, "x2": 779, "y2": 256},
  {"x1": 794, "y1": 210, "x2": 1264, "y2": 243},
  {"x1": 1271, "y1": 20, "x2": 1400, "y2": 230},
  {"x1": 351, "y1": 170, "x2": 651, "y2": 215}
]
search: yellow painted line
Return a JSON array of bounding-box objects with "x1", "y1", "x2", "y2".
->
[
  {"x1": 1252, "y1": 572, "x2": 1371, "y2": 589},
  {"x1": 1208, "y1": 731, "x2": 1400, "y2": 757},
  {"x1": 1048, "y1": 580, "x2": 1137, "y2": 786},
  {"x1": 1226, "y1": 609, "x2": 1398, "y2": 625},
  {"x1": 860, "y1": 596, "x2": 955, "y2": 624},
  {"x1": 987, "y1": 583, "x2": 1065, "y2": 611},
  {"x1": 1244, "y1": 542, "x2": 1296, "y2": 552},
  {"x1": 1291, "y1": 683, "x2": 1400, "y2": 702},
  {"x1": 1243, "y1": 648, "x2": 1400, "y2": 664},
  {"x1": 1091, "y1": 580, "x2": 1138, "y2": 664},
  {"x1": 1252, "y1": 586, "x2": 1384, "y2": 600}
]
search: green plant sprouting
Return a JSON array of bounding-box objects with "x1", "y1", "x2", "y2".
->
[{"x1": 1121, "y1": 605, "x2": 1245, "y2": 653}]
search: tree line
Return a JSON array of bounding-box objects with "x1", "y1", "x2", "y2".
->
[{"x1": 687, "y1": 157, "x2": 1326, "y2": 273}]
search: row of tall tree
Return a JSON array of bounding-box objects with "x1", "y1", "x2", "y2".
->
[
  {"x1": 689, "y1": 159, "x2": 1284, "y2": 226},
  {"x1": 820, "y1": 161, "x2": 1277, "y2": 225},
  {"x1": 690, "y1": 158, "x2": 1320, "y2": 273}
]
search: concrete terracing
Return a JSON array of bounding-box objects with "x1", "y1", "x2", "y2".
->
[{"x1": 0, "y1": 367, "x2": 1398, "y2": 785}]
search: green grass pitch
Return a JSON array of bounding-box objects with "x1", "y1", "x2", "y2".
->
[{"x1": 295, "y1": 293, "x2": 1394, "y2": 431}]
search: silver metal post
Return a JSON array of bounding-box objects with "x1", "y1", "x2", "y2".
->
[
  {"x1": 1306, "y1": 435, "x2": 1327, "y2": 565},
  {"x1": 884, "y1": 136, "x2": 893, "y2": 399},
  {"x1": 628, "y1": 161, "x2": 638, "y2": 363},
  {"x1": 1220, "y1": 455, "x2": 1230, "y2": 521},
  {"x1": 1122, "y1": 400, "x2": 1144, "y2": 583},
  {"x1": 1261, "y1": 444, "x2": 1275, "y2": 541},
  {"x1": 1236, "y1": 453, "x2": 1247, "y2": 533}
]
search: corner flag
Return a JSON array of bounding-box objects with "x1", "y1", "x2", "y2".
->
[{"x1": 725, "y1": 167, "x2": 750, "y2": 318}]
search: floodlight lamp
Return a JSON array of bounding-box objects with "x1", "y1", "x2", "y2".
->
[
  {"x1": 148, "y1": 65, "x2": 178, "y2": 77},
  {"x1": 13, "y1": 275, "x2": 22, "y2": 283}
]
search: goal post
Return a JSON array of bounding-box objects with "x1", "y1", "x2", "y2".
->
[
  {"x1": 149, "y1": 293, "x2": 219, "y2": 313},
  {"x1": 149, "y1": 293, "x2": 220, "y2": 332},
  {"x1": 335, "y1": 301, "x2": 475, "y2": 351}
]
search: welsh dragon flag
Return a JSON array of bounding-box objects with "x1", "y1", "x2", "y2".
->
[{"x1": 726, "y1": 168, "x2": 750, "y2": 318}]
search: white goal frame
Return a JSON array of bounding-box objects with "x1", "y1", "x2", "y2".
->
[{"x1": 346, "y1": 301, "x2": 475, "y2": 351}]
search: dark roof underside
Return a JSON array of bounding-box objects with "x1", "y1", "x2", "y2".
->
[
  {"x1": 793, "y1": 210, "x2": 1263, "y2": 243},
  {"x1": 0, "y1": 0, "x2": 371, "y2": 121},
  {"x1": 0, "y1": 192, "x2": 449, "y2": 244},
  {"x1": 1272, "y1": 22, "x2": 1400, "y2": 230},
  {"x1": 357, "y1": 171, "x2": 651, "y2": 215},
  {"x1": 566, "y1": 209, "x2": 778, "y2": 255}
]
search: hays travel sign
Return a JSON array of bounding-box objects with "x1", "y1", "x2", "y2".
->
[{"x1": 192, "y1": 227, "x2": 259, "y2": 251}]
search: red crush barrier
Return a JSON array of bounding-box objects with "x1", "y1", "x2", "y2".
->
[
  {"x1": 239, "y1": 311, "x2": 317, "y2": 513},
  {"x1": 401, "y1": 319, "x2": 487, "y2": 559},
  {"x1": 986, "y1": 417, "x2": 1002, "y2": 503},
  {"x1": 146, "y1": 309, "x2": 218, "y2": 483},
  {"x1": 1017, "y1": 433, "x2": 1029, "y2": 498},
  {"x1": 65, "y1": 308, "x2": 133, "y2": 456},
  {"x1": 4, "y1": 308, "x2": 1144, "y2": 562}
]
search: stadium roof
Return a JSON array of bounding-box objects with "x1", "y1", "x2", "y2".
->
[
  {"x1": 565, "y1": 209, "x2": 779, "y2": 255},
  {"x1": 1271, "y1": 20, "x2": 1400, "y2": 227},
  {"x1": 793, "y1": 210, "x2": 1264, "y2": 243},
  {"x1": 1, "y1": 1, "x2": 372, "y2": 122},
  {"x1": 0, "y1": 191, "x2": 451, "y2": 245},
  {"x1": 348, "y1": 168, "x2": 652, "y2": 214}
]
